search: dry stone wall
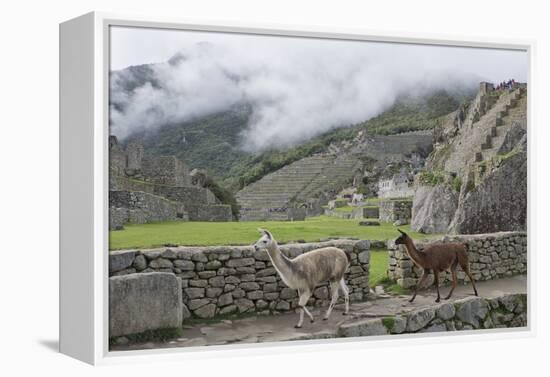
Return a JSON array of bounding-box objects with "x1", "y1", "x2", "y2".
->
[
  {"x1": 379, "y1": 200, "x2": 412, "y2": 223},
  {"x1": 141, "y1": 155, "x2": 191, "y2": 187},
  {"x1": 109, "y1": 191, "x2": 187, "y2": 229},
  {"x1": 109, "y1": 177, "x2": 232, "y2": 226},
  {"x1": 387, "y1": 232, "x2": 527, "y2": 288},
  {"x1": 109, "y1": 239, "x2": 370, "y2": 321}
]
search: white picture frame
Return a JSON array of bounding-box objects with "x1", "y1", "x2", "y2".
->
[{"x1": 59, "y1": 11, "x2": 534, "y2": 365}]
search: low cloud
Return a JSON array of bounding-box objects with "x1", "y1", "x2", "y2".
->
[{"x1": 110, "y1": 34, "x2": 526, "y2": 151}]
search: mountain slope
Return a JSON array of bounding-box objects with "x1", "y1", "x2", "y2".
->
[{"x1": 111, "y1": 60, "x2": 475, "y2": 191}]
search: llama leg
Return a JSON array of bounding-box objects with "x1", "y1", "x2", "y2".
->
[
  {"x1": 295, "y1": 290, "x2": 313, "y2": 328},
  {"x1": 296, "y1": 306, "x2": 305, "y2": 329},
  {"x1": 339, "y1": 278, "x2": 350, "y2": 315},
  {"x1": 303, "y1": 305, "x2": 314, "y2": 323},
  {"x1": 324, "y1": 281, "x2": 340, "y2": 320},
  {"x1": 410, "y1": 269, "x2": 429, "y2": 303},
  {"x1": 444, "y1": 261, "x2": 459, "y2": 300},
  {"x1": 459, "y1": 257, "x2": 478, "y2": 296},
  {"x1": 464, "y1": 268, "x2": 478, "y2": 296},
  {"x1": 433, "y1": 270, "x2": 441, "y2": 303}
]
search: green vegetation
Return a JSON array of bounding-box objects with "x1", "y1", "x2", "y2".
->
[
  {"x1": 465, "y1": 177, "x2": 475, "y2": 194},
  {"x1": 203, "y1": 176, "x2": 240, "y2": 219},
  {"x1": 334, "y1": 205, "x2": 354, "y2": 213},
  {"x1": 495, "y1": 148, "x2": 521, "y2": 164},
  {"x1": 418, "y1": 170, "x2": 446, "y2": 186},
  {"x1": 131, "y1": 108, "x2": 253, "y2": 181},
  {"x1": 382, "y1": 317, "x2": 396, "y2": 331},
  {"x1": 385, "y1": 283, "x2": 410, "y2": 295},
  {"x1": 357, "y1": 90, "x2": 462, "y2": 135},
  {"x1": 451, "y1": 176, "x2": 462, "y2": 193},
  {"x1": 369, "y1": 249, "x2": 389, "y2": 287},
  {"x1": 109, "y1": 215, "x2": 435, "y2": 250},
  {"x1": 367, "y1": 249, "x2": 412, "y2": 296}
]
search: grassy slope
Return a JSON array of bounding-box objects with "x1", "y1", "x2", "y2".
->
[{"x1": 109, "y1": 215, "x2": 436, "y2": 250}]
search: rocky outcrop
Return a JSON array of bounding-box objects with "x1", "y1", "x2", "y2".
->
[
  {"x1": 412, "y1": 84, "x2": 527, "y2": 234},
  {"x1": 498, "y1": 121, "x2": 526, "y2": 155},
  {"x1": 449, "y1": 137, "x2": 526, "y2": 234},
  {"x1": 411, "y1": 185, "x2": 458, "y2": 233}
]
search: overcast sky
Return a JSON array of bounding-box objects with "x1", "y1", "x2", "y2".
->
[{"x1": 109, "y1": 26, "x2": 528, "y2": 151}]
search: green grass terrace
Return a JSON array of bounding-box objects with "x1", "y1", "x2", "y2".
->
[{"x1": 109, "y1": 215, "x2": 435, "y2": 250}]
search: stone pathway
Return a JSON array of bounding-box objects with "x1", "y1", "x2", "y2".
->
[{"x1": 111, "y1": 275, "x2": 526, "y2": 351}]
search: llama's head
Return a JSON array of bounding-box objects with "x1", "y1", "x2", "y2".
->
[
  {"x1": 395, "y1": 229, "x2": 409, "y2": 245},
  {"x1": 254, "y1": 228, "x2": 275, "y2": 251}
]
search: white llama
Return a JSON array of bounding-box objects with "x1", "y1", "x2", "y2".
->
[{"x1": 253, "y1": 229, "x2": 350, "y2": 328}]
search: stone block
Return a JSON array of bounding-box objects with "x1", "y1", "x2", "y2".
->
[
  {"x1": 194, "y1": 304, "x2": 216, "y2": 319},
  {"x1": 455, "y1": 297, "x2": 489, "y2": 328},
  {"x1": 109, "y1": 273, "x2": 182, "y2": 337},
  {"x1": 338, "y1": 318, "x2": 388, "y2": 337},
  {"x1": 406, "y1": 307, "x2": 436, "y2": 332},
  {"x1": 109, "y1": 250, "x2": 136, "y2": 273}
]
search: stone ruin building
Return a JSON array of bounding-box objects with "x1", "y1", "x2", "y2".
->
[
  {"x1": 377, "y1": 170, "x2": 415, "y2": 199},
  {"x1": 109, "y1": 136, "x2": 232, "y2": 230}
]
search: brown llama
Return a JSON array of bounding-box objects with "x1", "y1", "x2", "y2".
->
[{"x1": 394, "y1": 229, "x2": 478, "y2": 303}]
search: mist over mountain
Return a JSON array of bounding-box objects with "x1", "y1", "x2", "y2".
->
[{"x1": 110, "y1": 40, "x2": 482, "y2": 152}]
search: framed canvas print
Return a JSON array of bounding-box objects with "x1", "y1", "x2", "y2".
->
[{"x1": 60, "y1": 12, "x2": 532, "y2": 365}]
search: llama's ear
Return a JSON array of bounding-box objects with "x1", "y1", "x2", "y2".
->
[
  {"x1": 398, "y1": 229, "x2": 406, "y2": 235},
  {"x1": 257, "y1": 228, "x2": 272, "y2": 239}
]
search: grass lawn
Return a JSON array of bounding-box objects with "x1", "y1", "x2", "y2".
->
[
  {"x1": 109, "y1": 215, "x2": 435, "y2": 250},
  {"x1": 369, "y1": 249, "x2": 389, "y2": 287},
  {"x1": 368, "y1": 249, "x2": 409, "y2": 294}
]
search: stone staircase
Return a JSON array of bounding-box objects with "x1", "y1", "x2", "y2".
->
[
  {"x1": 474, "y1": 87, "x2": 526, "y2": 163},
  {"x1": 236, "y1": 154, "x2": 360, "y2": 221},
  {"x1": 441, "y1": 85, "x2": 526, "y2": 174}
]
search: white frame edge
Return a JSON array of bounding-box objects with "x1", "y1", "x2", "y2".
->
[{"x1": 59, "y1": 11, "x2": 535, "y2": 366}]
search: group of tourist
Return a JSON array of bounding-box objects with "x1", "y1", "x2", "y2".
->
[{"x1": 495, "y1": 79, "x2": 516, "y2": 90}]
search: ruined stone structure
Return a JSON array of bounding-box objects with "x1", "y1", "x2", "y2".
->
[
  {"x1": 387, "y1": 231, "x2": 527, "y2": 288},
  {"x1": 109, "y1": 239, "x2": 370, "y2": 321},
  {"x1": 412, "y1": 83, "x2": 527, "y2": 234},
  {"x1": 377, "y1": 170, "x2": 414, "y2": 199},
  {"x1": 109, "y1": 136, "x2": 232, "y2": 229},
  {"x1": 379, "y1": 199, "x2": 412, "y2": 224}
]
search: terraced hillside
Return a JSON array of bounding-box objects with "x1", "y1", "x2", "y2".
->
[
  {"x1": 236, "y1": 132, "x2": 433, "y2": 221},
  {"x1": 236, "y1": 155, "x2": 360, "y2": 221}
]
